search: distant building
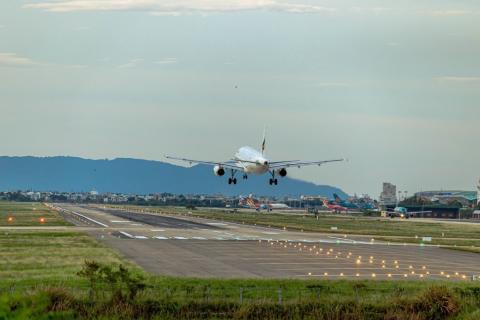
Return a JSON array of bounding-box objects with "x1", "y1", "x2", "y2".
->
[
  {"x1": 477, "y1": 179, "x2": 480, "y2": 206},
  {"x1": 474, "y1": 210, "x2": 480, "y2": 220},
  {"x1": 415, "y1": 190, "x2": 477, "y2": 207},
  {"x1": 379, "y1": 182, "x2": 397, "y2": 206}
]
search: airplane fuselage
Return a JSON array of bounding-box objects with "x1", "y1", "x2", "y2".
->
[{"x1": 235, "y1": 146, "x2": 269, "y2": 175}]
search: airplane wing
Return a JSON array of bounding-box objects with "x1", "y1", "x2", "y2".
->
[
  {"x1": 269, "y1": 159, "x2": 345, "y2": 169},
  {"x1": 165, "y1": 156, "x2": 244, "y2": 171}
]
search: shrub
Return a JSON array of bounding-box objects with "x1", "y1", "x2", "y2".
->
[{"x1": 413, "y1": 286, "x2": 460, "y2": 319}]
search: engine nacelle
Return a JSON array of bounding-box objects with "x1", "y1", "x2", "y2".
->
[
  {"x1": 277, "y1": 168, "x2": 287, "y2": 177},
  {"x1": 213, "y1": 165, "x2": 225, "y2": 176}
]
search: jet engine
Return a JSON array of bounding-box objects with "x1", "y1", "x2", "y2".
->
[
  {"x1": 213, "y1": 165, "x2": 225, "y2": 176},
  {"x1": 277, "y1": 168, "x2": 287, "y2": 177}
]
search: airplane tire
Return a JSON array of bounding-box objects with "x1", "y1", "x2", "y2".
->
[
  {"x1": 269, "y1": 179, "x2": 273, "y2": 185},
  {"x1": 233, "y1": 178, "x2": 237, "y2": 184},
  {"x1": 228, "y1": 178, "x2": 232, "y2": 184},
  {"x1": 274, "y1": 179, "x2": 278, "y2": 185}
]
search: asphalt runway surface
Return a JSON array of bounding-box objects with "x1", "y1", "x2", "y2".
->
[{"x1": 52, "y1": 204, "x2": 480, "y2": 281}]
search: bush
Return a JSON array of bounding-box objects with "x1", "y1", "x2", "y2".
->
[{"x1": 412, "y1": 286, "x2": 460, "y2": 319}]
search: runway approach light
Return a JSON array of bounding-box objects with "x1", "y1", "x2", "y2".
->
[
  {"x1": 7, "y1": 217, "x2": 13, "y2": 223},
  {"x1": 39, "y1": 218, "x2": 45, "y2": 224}
]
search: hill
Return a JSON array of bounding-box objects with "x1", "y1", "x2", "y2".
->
[{"x1": 0, "y1": 156, "x2": 348, "y2": 198}]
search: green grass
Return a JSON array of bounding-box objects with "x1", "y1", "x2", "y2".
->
[
  {"x1": 0, "y1": 230, "x2": 140, "y2": 287},
  {"x1": 110, "y1": 205, "x2": 480, "y2": 250},
  {"x1": 1, "y1": 275, "x2": 480, "y2": 319},
  {"x1": 0, "y1": 201, "x2": 71, "y2": 226}
]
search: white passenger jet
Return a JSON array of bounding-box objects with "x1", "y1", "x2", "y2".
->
[{"x1": 166, "y1": 131, "x2": 344, "y2": 185}]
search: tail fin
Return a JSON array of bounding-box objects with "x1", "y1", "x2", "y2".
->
[
  {"x1": 261, "y1": 126, "x2": 266, "y2": 155},
  {"x1": 333, "y1": 193, "x2": 342, "y2": 202}
]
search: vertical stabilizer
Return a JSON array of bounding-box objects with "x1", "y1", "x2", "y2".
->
[{"x1": 261, "y1": 126, "x2": 267, "y2": 155}]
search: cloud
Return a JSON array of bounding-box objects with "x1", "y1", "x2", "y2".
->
[
  {"x1": 434, "y1": 76, "x2": 480, "y2": 87},
  {"x1": 24, "y1": 0, "x2": 335, "y2": 15},
  {"x1": 350, "y1": 7, "x2": 392, "y2": 15},
  {"x1": 429, "y1": 10, "x2": 474, "y2": 16},
  {"x1": 0, "y1": 53, "x2": 38, "y2": 67},
  {"x1": 154, "y1": 58, "x2": 177, "y2": 65},
  {"x1": 435, "y1": 76, "x2": 480, "y2": 83},
  {"x1": 117, "y1": 58, "x2": 144, "y2": 69}
]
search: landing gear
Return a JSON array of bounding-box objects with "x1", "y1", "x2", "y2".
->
[
  {"x1": 268, "y1": 171, "x2": 278, "y2": 185},
  {"x1": 243, "y1": 174, "x2": 248, "y2": 180},
  {"x1": 269, "y1": 178, "x2": 278, "y2": 185},
  {"x1": 228, "y1": 170, "x2": 237, "y2": 185}
]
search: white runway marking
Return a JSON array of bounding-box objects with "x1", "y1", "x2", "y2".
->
[
  {"x1": 192, "y1": 237, "x2": 207, "y2": 240},
  {"x1": 111, "y1": 220, "x2": 130, "y2": 223},
  {"x1": 119, "y1": 231, "x2": 134, "y2": 239},
  {"x1": 207, "y1": 223, "x2": 228, "y2": 226},
  {"x1": 135, "y1": 236, "x2": 148, "y2": 239},
  {"x1": 67, "y1": 210, "x2": 109, "y2": 228},
  {"x1": 174, "y1": 236, "x2": 188, "y2": 240},
  {"x1": 151, "y1": 229, "x2": 165, "y2": 232},
  {"x1": 131, "y1": 224, "x2": 142, "y2": 226},
  {"x1": 154, "y1": 236, "x2": 168, "y2": 240},
  {"x1": 263, "y1": 232, "x2": 280, "y2": 235}
]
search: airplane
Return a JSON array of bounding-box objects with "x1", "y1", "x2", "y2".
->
[
  {"x1": 166, "y1": 129, "x2": 344, "y2": 185},
  {"x1": 332, "y1": 193, "x2": 376, "y2": 210},
  {"x1": 384, "y1": 207, "x2": 432, "y2": 219},
  {"x1": 322, "y1": 199, "x2": 349, "y2": 213},
  {"x1": 330, "y1": 193, "x2": 359, "y2": 209},
  {"x1": 239, "y1": 195, "x2": 290, "y2": 211}
]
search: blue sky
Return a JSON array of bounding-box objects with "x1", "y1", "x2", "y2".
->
[{"x1": 0, "y1": 1, "x2": 479, "y2": 196}]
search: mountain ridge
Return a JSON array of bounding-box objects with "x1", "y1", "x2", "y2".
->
[{"x1": 0, "y1": 156, "x2": 348, "y2": 198}]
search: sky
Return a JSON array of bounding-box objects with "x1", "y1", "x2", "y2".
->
[{"x1": 0, "y1": 0, "x2": 479, "y2": 197}]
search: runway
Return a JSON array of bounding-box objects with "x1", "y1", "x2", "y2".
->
[{"x1": 53, "y1": 204, "x2": 480, "y2": 280}]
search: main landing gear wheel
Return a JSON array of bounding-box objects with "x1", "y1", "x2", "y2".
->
[
  {"x1": 243, "y1": 174, "x2": 248, "y2": 180},
  {"x1": 228, "y1": 178, "x2": 237, "y2": 185},
  {"x1": 269, "y1": 178, "x2": 278, "y2": 185}
]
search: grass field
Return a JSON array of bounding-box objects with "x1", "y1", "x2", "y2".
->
[
  {"x1": 0, "y1": 230, "x2": 139, "y2": 287},
  {"x1": 0, "y1": 201, "x2": 71, "y2": 226},
  {"x1": 111, "y1": 205, "x2": 480, "y2": 251},
  {"x1": 0, "y1": 202, "x2": 479, "y2": 319}
]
